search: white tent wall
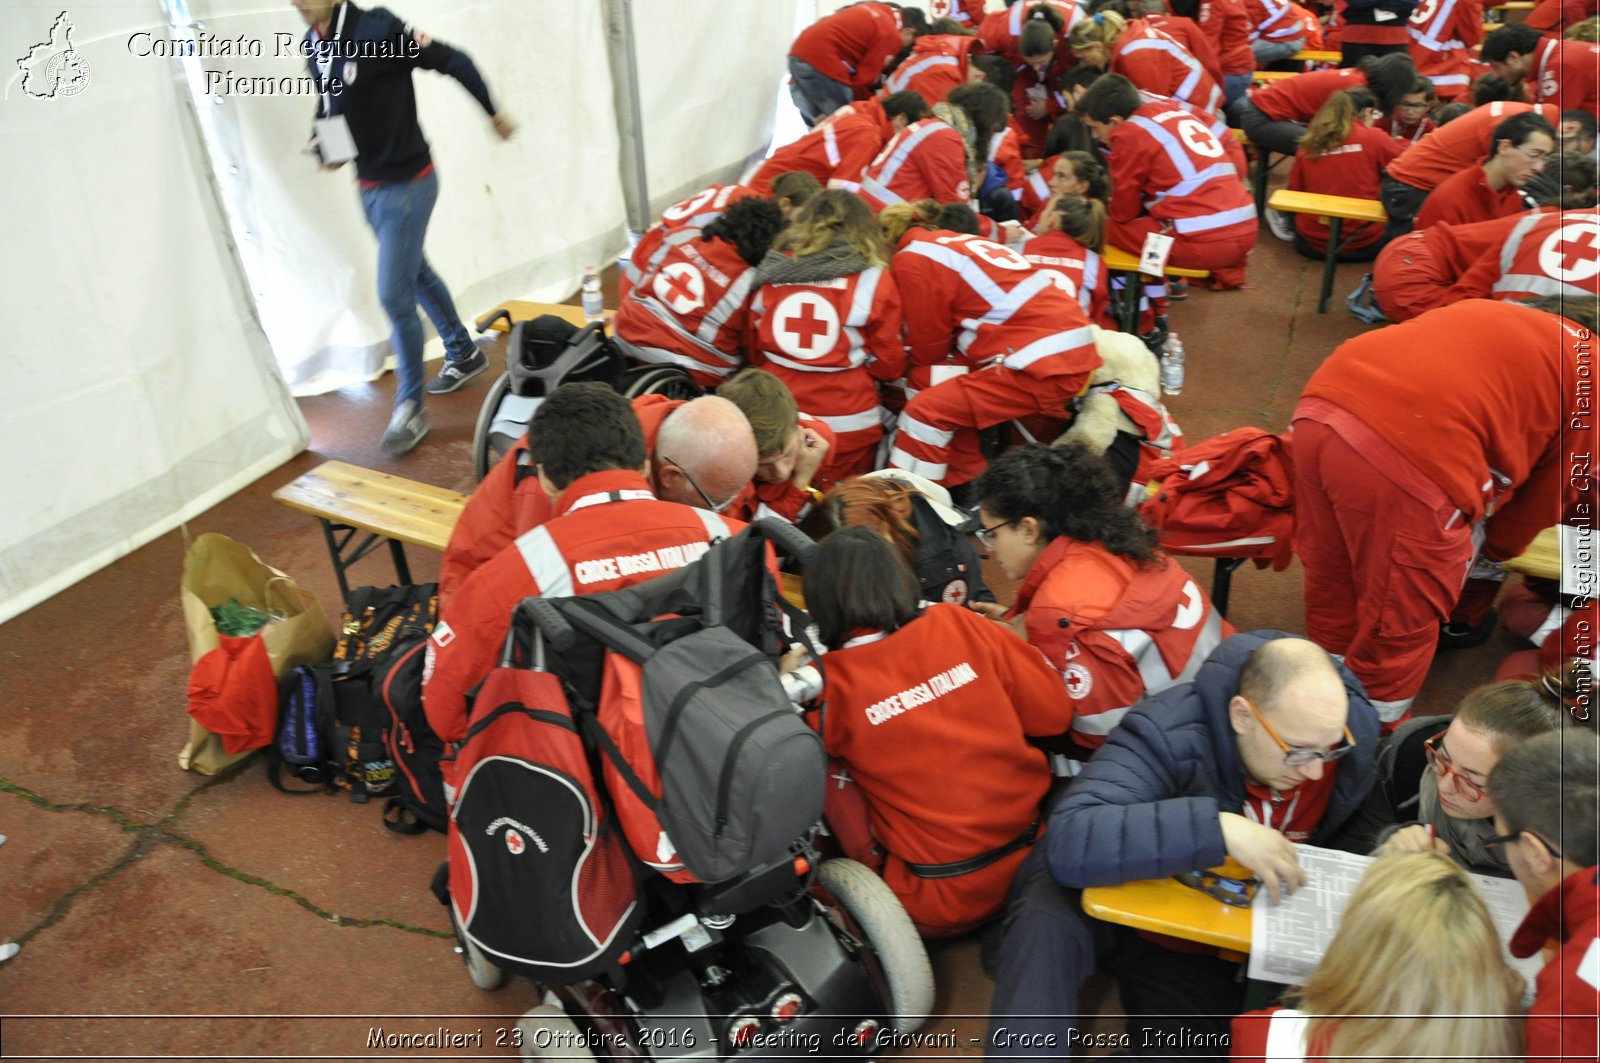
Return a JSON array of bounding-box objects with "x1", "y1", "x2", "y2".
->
[
  {"x1": 626, "y1": 0, "x2": 802, "y2": 216},
  {"x1": 181, "y1": 0, "x2": 629, "y2": 398},
  {"x1": 0, "y1": 1, "x2": 308, "y2": 626}
]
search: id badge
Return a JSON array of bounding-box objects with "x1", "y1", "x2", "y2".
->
[
  {"x1": 1139, "y1": 231, "x2": 1175, "y2": 276},
  {"x1": 313, "y1": 115, "x2": 359, "y2": 164}
]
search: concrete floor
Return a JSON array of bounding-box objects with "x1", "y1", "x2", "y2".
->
[{"x1": 0, "y1": 227, "x2": 1517, "y2": 1060}]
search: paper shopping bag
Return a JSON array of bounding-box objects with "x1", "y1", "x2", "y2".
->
[{"x1": 178, "y1": 532, "x2": 335, "y2": 774}]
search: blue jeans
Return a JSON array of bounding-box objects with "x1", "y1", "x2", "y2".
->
[
  {"x1": 787, "y1": 55, "x2": 854, "y2": 127},
  {"x1": 1223, "y1": 72, "x2": 1253, "y2": 107},
  {"x1": 358, "y1": 170, "x2": 476, "y2": 411},
  {"x1": 1251, "y1": 36, "x2": 1305, "y2": 65}
]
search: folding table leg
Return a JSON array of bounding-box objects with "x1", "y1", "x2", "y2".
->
[{"x1": 1317, "y1": 217, "x2": 1343, "y2": 313}]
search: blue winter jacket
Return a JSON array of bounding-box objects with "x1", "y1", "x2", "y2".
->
[{"x1": 1045, "y1": 630, "x2": 1380, "y2": 889}]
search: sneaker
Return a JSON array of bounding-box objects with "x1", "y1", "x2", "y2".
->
[
  {"x1": 426, "y1": 348, "x2": 488, "y2": 394},
  {"x1": 380, "y1": 400, "x2": 429, "y2": 456},
  {"x1": 1265, "y1": 208, "x2": 1295, "y2": 242},
  {"x1": 1438, "y1": 607, "x2": 1499, "y2": 651}
]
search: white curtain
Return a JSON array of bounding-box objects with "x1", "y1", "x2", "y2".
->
[
  {"x1": 180, "y1": 0, "x2": 629, "y2": 397},
  {"x1": 0, "y1": 1, "x2": 307, "y2": 625}
]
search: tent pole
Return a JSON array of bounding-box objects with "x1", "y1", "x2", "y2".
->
[{"x1": 603, "y1": 0, "x2": 652, "y2": 239}]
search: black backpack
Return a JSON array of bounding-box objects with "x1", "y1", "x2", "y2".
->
[
  {"x1": 381, "y1": 638, "x2": 448, "y2": 834},
  {"x1": 267, "y1": 584, "x2": 436, "y2": 803}
]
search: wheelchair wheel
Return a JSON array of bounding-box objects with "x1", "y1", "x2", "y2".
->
[
  {"x1": 516, "y1": 1004, "x2": 596, "y2": 1062},
  {"x1": 471, "y1": 371, "x2": 513, "y2": 482},
  {"x1": 618, "y1": 364, "x2": 703, "y2": 401},
  {"x1": 451, "y1": 907, "x2": 506, "y2": 991},
  {"x1": 817, "y1": 858, "x2": 934, "y2": 1034}
]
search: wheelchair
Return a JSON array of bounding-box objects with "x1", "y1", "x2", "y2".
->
[
  {"x1": 446, "y1": 521, "x2": 935, "y2": 1060},
  {"x1": 471, "y1": 310, "x2": 704, "y2": 481}
]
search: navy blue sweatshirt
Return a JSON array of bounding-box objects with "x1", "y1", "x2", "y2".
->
[{"x1": 304, "y1": 2, "x2": 495, "y2": 184}]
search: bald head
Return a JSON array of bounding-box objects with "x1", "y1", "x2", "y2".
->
[
  {"x1": 652, "y1": 396, "x2": 758, "y2": 509},
  {"x1": 1232, "y1": 638, "x2": 1351, "y2": 791}
]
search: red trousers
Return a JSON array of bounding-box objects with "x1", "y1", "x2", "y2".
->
[
  {"x1": 1108, "y1": 217, "x2": 1256, "y2": 289},
  {"x1": 890, "y1": 367, "x2": 1084, "y2": 487},
  {"x1": 1372, "y1": 232, "x2": 1451, "y2": 323},
  {"x1": 1293, "y1": 410, "x2": 1475, "y2": 724}
]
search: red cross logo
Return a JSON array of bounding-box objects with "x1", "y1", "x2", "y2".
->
[
  {"x1": 773, "y1": 292, "x2": 841, "y2": 360},
  {"x1": 1041, "y1": 269, "x2": 1079, "y2": 299},
  {"x1": 505, "y1": 829, "x2": 525, "y2": 855},
  {"x1": 662, "y1": 187, "x2": 718, "y2": 222},
  {"x1": 1537, "y1": 222, "x2": 1600, "y2": 285},
  {"x1": 939, "y1": 234, "x2": 1030, "y2": 271},
  {"x1": 931, "y1": 0, "x2": 952, "y2": 15},
  {"x1": 1063, "y1": 662, "x2": 1093, "y2": 700},
  {"x1": 1176, "y1": 117, "x2": 1224, "y2": 160},
  {"x1": 652, "y1": 262, "x2": 706, "y2": 314}
]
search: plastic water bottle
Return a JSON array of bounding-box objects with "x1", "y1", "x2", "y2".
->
[
  {"x1": 1160, "y1": 332, "x2": 1186, "y2": 397},
  {"x1": 580, "y1": 265, "x2": 604, "y2": 323}
]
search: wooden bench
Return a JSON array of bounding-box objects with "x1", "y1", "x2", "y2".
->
[
  {"x1": 1266, "y1": 189, "x2": 1388, "y2": 313},
  {"x1": 1288, "y1": 49, "x2": 1341, "y2": 64},
  {"x1": 1251, "y1": 70, "x2": 1297, "y2": 84},
  {"x1": 1103, "y1": 245, "x2": 1212, "y2": 333},
  {"x1": 273, "y1": 461, "x2": 467, "y2": 602}
]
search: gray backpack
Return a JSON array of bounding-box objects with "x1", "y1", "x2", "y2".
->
[{"x1": 539, "y1": 523, "x2": 827, "y2": 884}]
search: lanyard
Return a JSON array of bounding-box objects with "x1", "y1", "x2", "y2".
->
[
  {"x1": 565, "y1": 489, "x2": 655, "y2": 514},
  {"x1": 317, "y1": 1, "x2": 349, "y2": 117}
]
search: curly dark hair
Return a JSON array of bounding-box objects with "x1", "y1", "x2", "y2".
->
[
  {"x1": 701, "y1": 198, "x2": 787, "y2": 266},
  {"x1": 972, "y1": 443, "x2": 1159, "y2": 564},
  {"x1": 526, "y1": 382, "x2": 646, "y2": 490}
]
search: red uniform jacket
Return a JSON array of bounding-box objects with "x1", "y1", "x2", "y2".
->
[
  {"x1": 1413, "y1": 165, "x2": 1526, "y2": 230},
  {"x1": 725, "y1": 413, "x2": 840, "y2": 524},
  {"x1": 815, "y1": 604, "x2": 1071, "y2": 935},
  {"x1": 437, "y1": 395, "x2": 684, "y2": 610},
  {"x1": 882, "y1": 33, "x2": 977, "y2": 106},
  {"x1": 1245, "y1": 0, "x2": 1306, "y2": 42},
  {"x1": 976, "y1": 0, "x2": 1082, "y2": 65},
  {"x1": 991, "y1": 123, "x2": 1026, "y2": 189},
  {"x1": 1199, "y1": 0, "x2": 1257, "y2": 75},
  {"x1": 1113, "y1": 19, "x2": 1223, "y2": 115},
  {"x1": 1288, "y1": 124, "x2": 1407, "y2": 251},
  {"x1": 1377, "y1": 110, "x2": 1437, "y2": 145},
  {"x1": 749, "y1": 265, "x2": 905, "y2": 457},
  {"x1": 1009, "y1": 537, "x2": 1232, "y2": 749},
  {"x1": 930, "y1": 0, "x2": 988, "y2": 28},
  {"x1": 1301, "y1": 299, "x2": 1594, "y2": 563},
  {"x1": 1230, "y1": 1008, "x2": 1330, "y2": 1062},
  {"x1": 622, "y1": 183, "x2": 756, "y2": 298},
  {"x1": 1250, "y1": 67, "x2": 1366, "y2": 123},
  {"x1": 1138, "y1": 88, "x2": 1250, "y2": 177},
  {"x1": 1387, "y1": 102, "x2": 1559, "y2": 191},
  {"x1": 748, "y1": 108, "x2": 892, "y2": 196},
  {"x1": 613, "y1": 231, "x2": 758, "y2": 387},
  {"x1": 1511, "y1": 866, "x2": 1600, "y2": 1063},
  {"x1": 788, "y1": 2, "x2": 907, "y2": 97},
  {"x1": 860, "y1": 117, "x2": 972, "y2": 211},
  {"x1": 1020, "y1": 229, "x2": 1110, "y2": 325},
  {"x1": 1012, "y1": 56, "x2": 1073, "y2": 157},
  {"x1": 890, "y1": 228, "x2": 1101, "y2": 385},
  {"x1": 1524, "y1": 0, "x2": 1599, "y2": 34},
  {"x1": 1104, "y1": 102, "x2": 1256, "y2": 243},
  {"x1": 424, "y1": 469, "x2": 741, "y2": 742},
  {"x1": 1146, "y1": 15, "x2": 1225, "y2": 89},
  {"x1": 1449, "y1": 209, "x2": 1600, "y2": 304},
  {"x1": 1407, "y1": 0, "x2": 1484, "y2": 97},
  {"x1": 1525, "y1": 36, "x2": 1600, "y2": 118}
]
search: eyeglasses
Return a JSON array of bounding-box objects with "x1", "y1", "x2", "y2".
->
[
  {"x1": 1512, "y1": 144, "x2": 1553, "y2": 162},
  {"x1": 1175, "y1": 870, "x2": 1260, "y2": 908},
  {"x1": 1242, "y1": 698, "x2": 1356, "y2": 766},
  {"x1": 1423, "y1": 731, "x2": 1489, "y2": 803},
  {"x1": 973, "y1": 518, "x2": 1014, "y2": 548},
  {"x1": 1484, "y1": 827, "x2": 1563, "y2": 861},
  {"x1": 660, "y1": 455, "x2": 737, "y2": 513}
]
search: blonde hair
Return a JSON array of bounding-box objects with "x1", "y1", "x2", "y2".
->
[
  {"x1": 717, "y1": 368, "x2": 798, "y2": 459},
  {"x1": 1068, "y1": 10, "x2": 1124, "y2": 53},
  {"x1": 1299, "y1": 88, "x2": 1378, "y2": 159},
  {"x1": 879, "y1": 199, "x2": 946, "y2": 245},
  {"x1": 1566, "y1": 15, "x2": 1600, "y2": 41},
  {"x1": 778, "y1": 189, "x2": 889, "y2": 266},
  {"x1": 1292, "y1": 851, "x2": 1524, "y2": 1062}
]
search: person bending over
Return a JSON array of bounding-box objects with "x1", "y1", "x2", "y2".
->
[
  {"x1": 718, "y1": 367, "x2": 841, "y2": 524},
  {"x1": 823, "y1": 472, "x2": 996, "y2": 606},
  {"x1": 1413, "y1": 110, "x2": 1555, "y2": 228},
  {"x1": 986, "y1": 632, "x2": 1380, "y2": 1058},
  {"x1": 1282, "y1": 88, "x2": 1405, "y2": 259},
  {"x1": 797, "y1": 527, "x2": 1070, "y2": 936}
]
